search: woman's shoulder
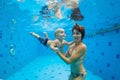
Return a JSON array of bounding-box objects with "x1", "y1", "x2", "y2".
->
[
  {"x1": 80, "y1": 43, "x2": 86, "y2": 51},
  {"x1": 82, "y1": 43, "x2": 86, "y2": 48}
]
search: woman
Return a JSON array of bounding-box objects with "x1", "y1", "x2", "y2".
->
[{"x1": 52, "y1": 23, "x2": 87, "y2": 80}]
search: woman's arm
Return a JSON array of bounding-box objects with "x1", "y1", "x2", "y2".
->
[
  {"x1": 64, "y1": 48, "x2": 70, "y2": 57},
  {"x1": 50, "y1": 41, "x2": 58, "y2": 51},
  {"x1": 54, "y1": 45, "x2": 86, "y2": 64}
]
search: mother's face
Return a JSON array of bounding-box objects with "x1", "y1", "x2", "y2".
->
[{"x1": 72, "y1": 29, "x2": 82, "y2": 42}]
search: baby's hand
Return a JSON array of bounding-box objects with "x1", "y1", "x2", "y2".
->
[
  {"x1": 52, "y1": 48, "x2": 59, "y2": 53},
  {"x1": 53, "y1": 47, "x2": 58, "y2": 51},
  {"x1": 43, "y1": 32, "x2": 48, "y2": 38},
  {"x1": 29, "y1": 32, "x2": 34, "y2": 35}
]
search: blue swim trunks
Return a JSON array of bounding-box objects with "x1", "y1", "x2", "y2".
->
[{"x1": 38, "y1": 37, "x2": 49, "y2": 47}]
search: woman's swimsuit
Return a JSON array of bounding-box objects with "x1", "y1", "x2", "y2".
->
[{"x1": 71, "y1": 71, "x2": 86, "y2": 78}]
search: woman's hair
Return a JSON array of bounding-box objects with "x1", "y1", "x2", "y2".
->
[{"x1": 72, "y1": 23, "x2": 85, "y2": 40}]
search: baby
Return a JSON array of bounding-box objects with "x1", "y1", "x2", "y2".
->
[{"x1": 30, "y1": 28, "x2": 74, "y2": 53}]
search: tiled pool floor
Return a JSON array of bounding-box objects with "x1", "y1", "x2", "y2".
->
[{"x1": 6, "y1": 56, "x2": 103, "y2": 80}]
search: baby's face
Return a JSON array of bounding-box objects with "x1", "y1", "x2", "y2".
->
[{"x1": 57, "y1": 29, "x2": 66, "y2": 39}]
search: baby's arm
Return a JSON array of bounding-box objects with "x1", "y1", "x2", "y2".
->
[
  {"x1": 43, "y1": 32, "x2": 48, "y2": 38},
  {"x1": 64, "y1": 40, "x2": 74, "y2": 46},
  {"x1": 51, "y1": 41, "x2": 65, "y2": 54},
  {"x1": 30, "y1": 32, "x2": 40, "y2": 39},
  {"x1": 30, "y1": 32, "x2": 49, "y2": 39}
]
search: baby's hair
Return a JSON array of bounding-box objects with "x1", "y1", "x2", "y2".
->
[{"x1": 54, "y1": 28, "x2": 64, "y2": 38}]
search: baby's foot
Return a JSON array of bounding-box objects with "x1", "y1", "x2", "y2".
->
[{"x1": 43, "y1": 32, "x2": 48, "y2": 38}]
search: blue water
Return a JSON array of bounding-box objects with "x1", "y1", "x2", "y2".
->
[{"x1": 0, "y1": 0, "x2": 120, "y2": 80}]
